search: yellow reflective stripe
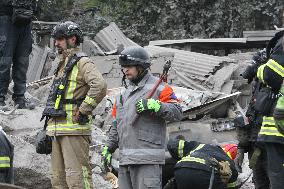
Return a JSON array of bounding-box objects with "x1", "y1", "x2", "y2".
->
[
  {"x1": 190, "y1": 144, "x2": 205, "y2": 154},
  {"x1": 65, "y1": 64, "x2": 79, "y2": 125},
  {"x1": 227, "y1": 181, "x2": 237, "y2": 188},
  {"x1": 262, "y1": 116, "x2": 276, "y2": 126},
  {"x1": 259, "y1": 131, "x2": 284, "y2": 137},
  {"x1": 259, "y1": 127, "x2": 284, "y2": 137},
  {"x1": 0, "y1": 157, "x2": 10, "y2": 168},
  {"x1": 257, "y1": 64, "x2": 265, "y2": 83},
  {"x1": 226, "y1": 151, "x2": 232, "y2": 159},
  {"x1": 82, "y1": 166, "x2": 91, "y2": 189},
  {"x1": 178, "y1": 155, "x2": 206, "y2": 164},
  {"x1": 266, "y1": 59, "x2": 284, "y2": 77},
  {"x1": 259, "y1": 116, "x2": 284, "y2": 138},
  {"x1": 0, "y1": 164, "x2": 10, "y2": 168},
  {"x1": 178, "y1": 140, "x2": 185, "y2": 158},
  {"x1": 84, "y1": 96, "x2": 97, "y2": 107},
  {"x1": 54, "y1": 94, "x2": 62, "y2": 110},
  {"x1": 59, "y1": 84, "x2": 64, "y2": 90},
  {"x1": 263, "y1": 121, "x2": 275, "y2": 126},
  {"x1": 65, "y1": 104, "x2": 73, "y2": 125},
  {"x1": 0, "y1": 157, "x2": 10, "y2": 161},
  {"x1": 48, "y1": 125, "x2": 91, "y2": 131},
  {"x1": 54, "y1": 85, "x2": 65, "y2": 110}
]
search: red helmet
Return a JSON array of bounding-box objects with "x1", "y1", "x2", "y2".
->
[{"x1": 222, "y1": 144, "x2": 238, "y2": 160}]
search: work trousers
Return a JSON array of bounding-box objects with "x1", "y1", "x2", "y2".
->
[
  {"x1": 174, "y1": 168, "x2": 226, "y2": 189},
  {"x1": 248, "y1": 145, "x2": 270, "y2": 189},
  {"x1": 264, "y1": 143, "x2": 284, "y2": 189},
  {"x1": 51, "y1": 135, "x2": 93, "y2": 189},
  {"x1": 119, "y1": 164, "x2": 162, "y2": 189},
  {"x1": 0, "y1": 15, "x2": 32, "y2": 99}
]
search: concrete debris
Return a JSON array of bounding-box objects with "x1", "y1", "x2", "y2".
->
[
  {"x1": 94, "y1": 22, "x2": 139, "y2": 52},
  {"x1": 27, "y1": 45, "x2": 53, "y2": 83},
  {"x1": 149, "y1": 30, "x2": 278, "y2": 53},
  {"x1": 144, "y1": 45, "x2": 236, "y2": 91},
  {"x1": 211, "y1": 119, "x2": 235, "y2": 132},
  {"x1": 82, "y1": 39, "x2": 105, "y2": 56}
]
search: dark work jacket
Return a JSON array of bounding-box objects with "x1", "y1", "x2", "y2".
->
[
  {"x1": 0, "y1": 130, "x2": 14, "y2": 183},
  {"x1": 175, "y1": 141, "x2": 238, "y2": 189}
]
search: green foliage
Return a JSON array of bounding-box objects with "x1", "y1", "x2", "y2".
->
[
  {"x1": 38, "y1": 0, "x2": 283, "y2": 45},
  {"x1": 38, "y1": 0, "x2": 75, "y2": 21}
]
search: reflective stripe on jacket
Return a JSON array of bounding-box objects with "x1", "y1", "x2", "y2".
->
[
  {"x1": 0, "y1": 156, "x2": 10, "y2": 168},
  {"x1": 107, "y1": 72, "x2": 182, "y2": 165},
  {"x1": 256, "y1": 37, "x2": 284, "y2": 90},
  {"x1": 47, "y1": 48, "x2": 107, "y2": 136},
  {"x1": 258, "y1": 116, "x2": 284, "y2": 144}
]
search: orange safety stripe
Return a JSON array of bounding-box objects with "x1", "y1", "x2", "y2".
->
[{"x1": 112, "y1": 100, "x2": 117, "y2": 118}]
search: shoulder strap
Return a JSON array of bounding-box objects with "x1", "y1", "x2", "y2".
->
[{"x1": 64, "y1": 52, "x2": 88, "y2": 74}]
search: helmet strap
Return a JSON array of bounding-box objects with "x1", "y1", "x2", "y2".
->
[{"x1": 121, "y1": 69, "x2": 128, "y2": 89}]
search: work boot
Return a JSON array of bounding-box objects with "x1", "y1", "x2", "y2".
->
[
  {"x1": 0, "y1": 97, "x2": 5, "y2": 107},
  {"x1": 14, "y1": 97, "x2": 35, "y2": 109}
]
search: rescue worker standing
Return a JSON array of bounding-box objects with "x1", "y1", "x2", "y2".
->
[
  {"x1": 0, "y1": 0, "x2": 38, "y2": 108},
  {"x1": 45, "y1": 21, "x2": 107, "y2": 189},
  {"x1": 254, "y1": 31, "x2": 284, "y2": 189},
  {"x1": 167, "y1": 139, "x2": 238, "y2": 189},
  {"x1": 103, "y1": 46, "x2": 183, "y2": 189},
  {"x1": 234, "y1": 49, "x2": 270, "y2": 189}
]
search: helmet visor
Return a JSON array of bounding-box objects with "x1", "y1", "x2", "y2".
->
[{"x1": 119, "y1": 54, "x2": 150, "y2": 67}]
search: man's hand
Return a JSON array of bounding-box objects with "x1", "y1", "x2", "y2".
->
[
  {"x1": 74, "y1": 110, "x2": 80, "y2": 122},
  {"x1": 101, "y1": 146, "x2": 112, "y2": 169},
  {"x1": 74, "y1": 111, "x2": 89, "y2": 125},
  {"x1": 136, "y1": 98, "x2": 161, "y2": 114},
  {"x1": 234, "y1": 148, "x2": 245, "y2": 173}
]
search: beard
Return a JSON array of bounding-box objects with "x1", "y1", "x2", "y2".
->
[{"x1": 55, "y1": 45, "x2": 64, "y2": 54}]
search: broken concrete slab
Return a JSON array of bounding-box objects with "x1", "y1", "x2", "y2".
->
[
  {"x1": 83, "y1": 39, "x2": 105, "y2": 56},
  {"x1": 90, "y1": 55, "x2": 117, "y2": 74},
  {"x1": 167, "y1": 120, "x2": 237, "y2": 144},
  {"x1": 94, "y1": 22, "x2": 138, "y2": 52},
  {"x1": 27, "y1": 45, "x2": 53, "y2": 83}
]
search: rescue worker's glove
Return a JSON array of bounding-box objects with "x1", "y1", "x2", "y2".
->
[
  {"x1": 101, "y1": 146, "x2": 112, "y2": 168},
  {"x1": 273, "y1": 85, "x2": 284, "y2": 135},
  {"x1": 77, "y1": 112, "x2": 89, "y2": 125},
  {"x1": 136, "y1": 98, "x2": 161, "y2": 113},
  {"x1": 218, "y1": 161, "x2": 232, "y2": 184},
  {"x1": 234, "y1": 148, "x2": 245, "y2": 173}
]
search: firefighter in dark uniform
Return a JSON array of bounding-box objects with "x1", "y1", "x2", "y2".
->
[
  {"x1": 0, "y1": 128, "x2": 14, "y2": 184},
  {"x1": 167, "y1": 139, "x2": 238, "y2": 189},
  {"x1": 254, "y1": 30, "x2": 284, "y2": 189},
  {"x1": 0, "y1": 0, "x2": 38, "y2": 108},
  {"x1": 234, "y1": 48, "x2": 270, "y2": 189}
]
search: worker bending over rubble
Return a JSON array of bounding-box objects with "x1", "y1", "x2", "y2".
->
[
  {"x1": 167, "y1": 139, "x2": 238, "y2": 189},
  {"x1": 41, "y1": 21, "x2": 107, "y2": 188},
  {"x1": 102, "y1": 46, "x2": 183, "y2": 189}
]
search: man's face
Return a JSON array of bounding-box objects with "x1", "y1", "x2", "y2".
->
[
  {"x1": 54, "y1": 36, "x2": 77, "y2": 54},
  {"x1": 122, "y1": 66, "x2": 139, "y2": 80},
  {"x1": 54, "y1": 38, "x2": 67, "y2": 54}
]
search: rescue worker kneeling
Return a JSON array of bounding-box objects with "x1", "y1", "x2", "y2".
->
[{"x1": 167, "y1": 139, "x2": 238, "y2": 189}]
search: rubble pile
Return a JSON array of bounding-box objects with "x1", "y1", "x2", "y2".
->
[{"x1": 0, "y1": 21, "x2": 266, "y2": 188}]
